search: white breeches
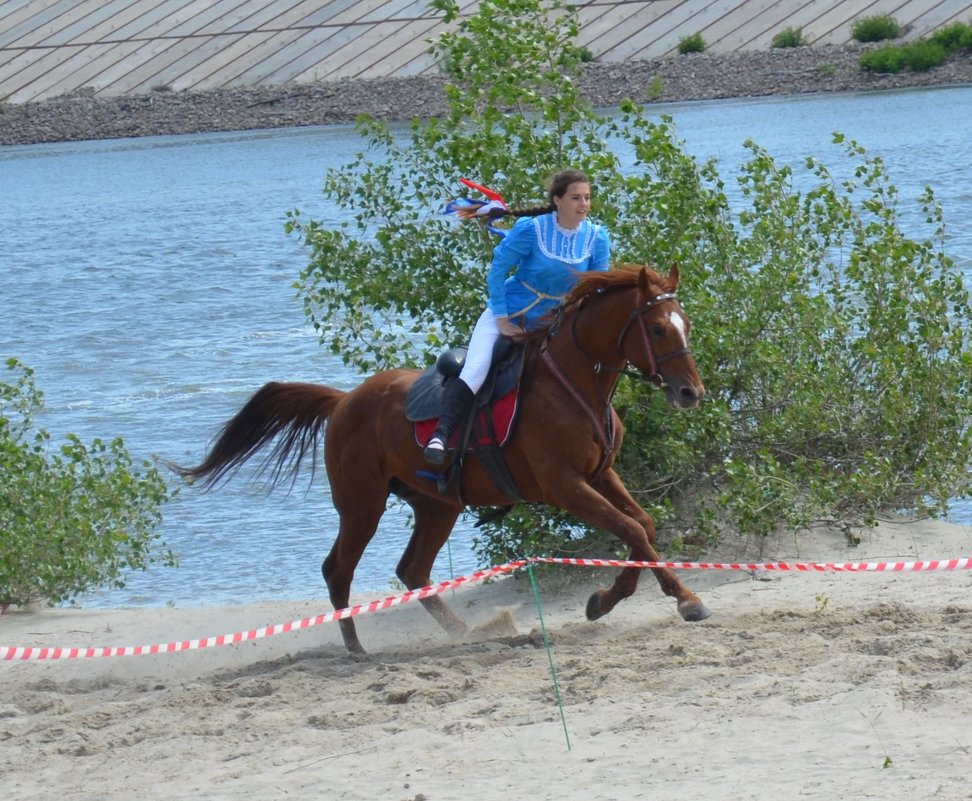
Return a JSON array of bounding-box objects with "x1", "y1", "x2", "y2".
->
[{"x1": 458, "y1": 307, "x2": 502, "y2": 394}]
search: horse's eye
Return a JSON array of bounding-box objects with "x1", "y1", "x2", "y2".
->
[{"x1": 651, "y1": 325, "x2": 665, "y2": 337}]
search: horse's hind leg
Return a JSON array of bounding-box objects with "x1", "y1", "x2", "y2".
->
[
  {"x1": 396, "y1": 494, "x2": 467, "y2": 638},
  {"x1": 322, "y1": 501, "x2": 385, "y2": 655}
]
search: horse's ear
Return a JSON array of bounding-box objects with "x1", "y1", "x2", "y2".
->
[
  {"x1": 669, "y1": 262, "x2": 680, "y2": 289},
  {"x1": 638, "y1": 266, "x2": 650, "y2": 293}
]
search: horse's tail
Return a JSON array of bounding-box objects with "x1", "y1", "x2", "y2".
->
[{"x1": 167, "y1": 381, "x2": 346, "y2": 490}]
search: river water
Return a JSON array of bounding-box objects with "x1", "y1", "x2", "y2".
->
[{"x1": 1, "y1": 85, "x2": 970, "y2": 609}]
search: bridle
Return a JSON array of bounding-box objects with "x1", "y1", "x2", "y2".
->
[
  {"x1": 562, "y1": 289, "x2": 691, "y2": 387},
  {"x1": 614, "y1": 292, "x2": 692, "y2": 387},
  {"x1": 539, "y1": 286, "x2": 692, "y2": 475}
]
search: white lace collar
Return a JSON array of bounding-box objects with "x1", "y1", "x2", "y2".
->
[{"x1": 533, "y1": 213, "x2": 598, "y2": 265}]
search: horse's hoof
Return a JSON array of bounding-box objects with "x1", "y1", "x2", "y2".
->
[
  {"x1": 341, "y1": 634, "x2": 367, "y2": 655},
  {"x1": 586, "y1": 591, "x2": 607, "y2": 621},
  {"x1": 678, "y1": 600, "x2": 711, "y2": 622}
]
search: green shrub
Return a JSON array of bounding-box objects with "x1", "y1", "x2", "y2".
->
[
  {"x1": 677, "y1": 32, "x2": 706, "y2": 54},
  {"x1": 860, "y1": 44, "x2": 908, "y2": 73},
  {"x1": 930, "y1": 21, "x2": 972, "y2": 52},
  {"x1": 772, "y1": 27, "x2": 808, "y2": 48},
  {"x1": 288, "y1": 0, "x2": 972, "y2": 562},
  {"x1": 860, "y1": 39, "x2": 949, "y2": 73},
  {"x1": 0, "y1": 359, "x2": 175, "y2": 608},
  {"x1": 901, "y1": 39, "x2": 948, "y2": 70},
  {"x1": 861, "y1": 21, "x2": 972, "y2": 73},
  {"x1": 852, "y1": 14, "x2": 901, "y2": 42}
]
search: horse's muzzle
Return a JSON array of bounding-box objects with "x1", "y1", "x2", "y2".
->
[{"x1": 666, "y1": 380, "x2": 705, "y2": 411}]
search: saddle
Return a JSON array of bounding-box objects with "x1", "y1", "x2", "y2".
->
[{"x1": 405, "y1": 338, "x2": 526, "y2": 501}]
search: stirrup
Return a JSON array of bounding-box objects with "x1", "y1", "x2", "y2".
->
[{"x1": 424, "y1": 435, "x2": 447, "y2": 465}]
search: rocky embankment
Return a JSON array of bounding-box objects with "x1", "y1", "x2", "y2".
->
[{"x1": 2, "y1": 44, "x2": 971, "y2": 145}]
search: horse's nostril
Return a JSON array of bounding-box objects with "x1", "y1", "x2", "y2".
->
[{"x1": 680, "y1": 386, "x2": 697, "y2": 401}]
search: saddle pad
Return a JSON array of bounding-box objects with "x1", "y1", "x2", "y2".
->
[{"x1": 414, "y1": 388, "x2": 519, "y2": 449}]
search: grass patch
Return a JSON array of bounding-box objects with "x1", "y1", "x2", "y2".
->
[
  {"x1": 677, "y1": 32, "x2": 706, "y2": 54},
  {"x1": 645, "y1": 76, "x2": 663, "y2": 100},
  {"x1": 772, "y1": 27, "x2": 808, "y2": 48}
]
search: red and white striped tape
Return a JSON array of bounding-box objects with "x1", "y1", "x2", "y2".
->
[
  {"x1": 0, "y1": 562, "x2": 526, "y2": 662},
  {"x1": 3, "y1": 555, "x2": 970, "y2": 662},
  {"x1": 533, "y1": 556, "x2": 972, "y2": 573}
]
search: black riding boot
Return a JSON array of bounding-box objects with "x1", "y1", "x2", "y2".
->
[{"x1": 424, "y1": 379, "x2": 476, "y2": 465}]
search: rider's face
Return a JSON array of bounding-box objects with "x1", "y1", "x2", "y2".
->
[{"x1": 553, "y1": 182, "x2": 591, "y2": 230}]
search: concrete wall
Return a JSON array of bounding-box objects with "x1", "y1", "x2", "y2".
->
[{"x1": 2, "y1": 0, "x2": 970, "y2": 103}]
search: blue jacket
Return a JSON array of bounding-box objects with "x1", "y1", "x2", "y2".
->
[{"x1": 487, "y1": 212, "x2": 611, "y2": 326}]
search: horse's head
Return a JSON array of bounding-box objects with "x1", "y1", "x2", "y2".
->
[
  {"x1": 554, "y1": 264, "x2": 706, "y2": 411},
  {"x1": 615, "y1": 264, "x2": 705, "y2": 410}
]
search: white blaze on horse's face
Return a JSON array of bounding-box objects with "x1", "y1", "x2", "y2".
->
[
  {"x1": 666, "y1": 306, "x2": 689, "y2": 350},
  {"x1": 653, "y1": 302, "x2": 704, "y2": 410}
]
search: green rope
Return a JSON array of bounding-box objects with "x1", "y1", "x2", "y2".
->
[
  {"x1": 527, "y1": 563, "x2": 571, "y2": 751},
  {"x1": 446, "y1": 537, "x2": 455, "y2": 598}
]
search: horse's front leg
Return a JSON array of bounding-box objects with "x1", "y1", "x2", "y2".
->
[{"x1": 570, "y1": 469, "x2": 711, "y2": 623}]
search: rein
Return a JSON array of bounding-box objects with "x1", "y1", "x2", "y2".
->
[
  {"x1": 540, "y1": 287, "x2": 690, "y2": 475},
  {"x1": 540, "y1": 346, "x2": 616, "y2": 459}
]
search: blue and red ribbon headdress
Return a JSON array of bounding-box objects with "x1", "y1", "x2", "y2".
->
[{"x1": 443, "y1": 178, "x2": 509, "y2": 238}]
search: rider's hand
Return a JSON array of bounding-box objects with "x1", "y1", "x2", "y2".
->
[{"x1": 496, "y1": 316, "x2": 524, "y2": 337}]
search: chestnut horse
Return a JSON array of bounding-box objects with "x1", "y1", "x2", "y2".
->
[{"x1": 174, "y1": 264, "x2": 710, "y2": 653}]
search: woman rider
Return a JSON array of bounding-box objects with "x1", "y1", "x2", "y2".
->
[{"x1": 424, "y1": 168, "x2": 611, "y2": 464}]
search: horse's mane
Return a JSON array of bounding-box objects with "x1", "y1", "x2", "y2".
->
[
  {"x1": 564, "y1": 263, "x2": 672, "y2": 307},
  {"x1": 521, "y1": 263, "x2": 673, "y2": 343}
]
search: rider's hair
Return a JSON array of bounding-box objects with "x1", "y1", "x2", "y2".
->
[{"x1": 485, "y1": 169, "x2": 591, "y2": 220}]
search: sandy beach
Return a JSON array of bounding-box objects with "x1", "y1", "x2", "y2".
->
[{"x1": 2, "y1": 516, "x2": 971, "y2": 800}]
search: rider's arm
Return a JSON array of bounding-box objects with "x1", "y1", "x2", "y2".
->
[{"x1": 487, "y1": 217, "x2": 535, "y2": 318}]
